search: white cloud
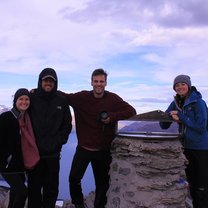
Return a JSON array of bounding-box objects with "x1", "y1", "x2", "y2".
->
[{"x1": 0, "y1": 0, "x2": 208, "y2": 111}]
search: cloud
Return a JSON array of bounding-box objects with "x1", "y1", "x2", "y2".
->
[
  {"x1": 0, "y1": 0, "x2": 207, "y2": 75},
  {"x1": 0, "y1": 0, "x2": 208, "y2": 111},
  {"x1": 61, "y1": 0, "x2": 208, "y2": 27}
]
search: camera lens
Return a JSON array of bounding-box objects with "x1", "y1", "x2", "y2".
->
[{"x1": 100, "y1": 111, "x2": 108, "y2": 120}]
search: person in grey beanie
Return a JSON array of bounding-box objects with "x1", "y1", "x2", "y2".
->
[
  {"x1": 173, "y1": 74, "x2": 191, "y2": 90},
  {"x1": 160, "y1": 74, "x2": 208, "y2": 208}
]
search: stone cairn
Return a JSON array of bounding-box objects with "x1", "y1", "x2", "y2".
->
[{"x1": 106, "y1": 111, "x2": 190, "y2": 208}]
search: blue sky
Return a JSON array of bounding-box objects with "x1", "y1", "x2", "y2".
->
[{"x1": 1, "y1": 0, "x2": 208, "y2": 113}]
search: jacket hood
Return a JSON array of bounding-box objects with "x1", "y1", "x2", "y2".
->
[
  {"x1": 37, "y1": 68, "x2": 58, "y2": 98},
  {"x1": 190, "y1": 86, "x2": 202, "y2": 100},
  {"x1": 182, "y1": 86, "x2": 202, "y2": 107}
]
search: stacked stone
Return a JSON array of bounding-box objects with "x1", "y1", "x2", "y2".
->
[{"x1": 106, "y1": 137, "x2": 189, "y2": 208}]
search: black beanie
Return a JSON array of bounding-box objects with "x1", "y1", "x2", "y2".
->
[
  {"x1": 173, "y1": 74, "x2": 191, "y2": 90},
  {"x1": 13, "y1": 88, "x2": 30, "y2": 107}
]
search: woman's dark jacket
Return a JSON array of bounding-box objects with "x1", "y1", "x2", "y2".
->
[{"x1": 0, "y1": 109, "x2": 25, "y2": 173}]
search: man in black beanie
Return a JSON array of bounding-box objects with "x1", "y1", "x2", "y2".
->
[{"x1": 28, "y1": 68, "x2": 72, "y2": 208}]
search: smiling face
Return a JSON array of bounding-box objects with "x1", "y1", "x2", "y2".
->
[
  {"x1": 41, "y1": 77, "x2": 55, "y2": 92},
  {"x1": 174, "y1": 82, "x2": 189, "y2": 98},
  {"x1": 15, "y1": 95, "x2": 30, "y2": 112},
  {"x1": 91, "y1": 74, "x2": 107, "y2": 98}
]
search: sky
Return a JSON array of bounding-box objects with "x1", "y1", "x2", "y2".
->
[{"x1": 1, "y1": 0, "x2": 208, "y2": 113}]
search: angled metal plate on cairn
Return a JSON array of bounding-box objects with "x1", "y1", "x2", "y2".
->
[
  {"x1": 117, "y1": 110, "x2": 182, "y2": 140},
  {"x1": 128, "y1": 110, "x2": 173, "y2": 122}
]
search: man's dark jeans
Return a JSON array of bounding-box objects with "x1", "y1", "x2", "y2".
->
[
  {"x1": 69, "y1": 146, "x2": 111, "y2": 208},
  {"x1": 27, "y1": 156, "x2": 60, "y2": 208}
]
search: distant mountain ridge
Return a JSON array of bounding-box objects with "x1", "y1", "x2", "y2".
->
[{"x1": 0, "y1": 105, "x2": 10, "y2": 114}]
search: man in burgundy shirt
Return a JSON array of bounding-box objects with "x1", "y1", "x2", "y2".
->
[{"x1": 63, "y1": 68, "x2": 136, "y2": 208}]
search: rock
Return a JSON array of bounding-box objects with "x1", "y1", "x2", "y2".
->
[
  {"x1": 62, "y1": 191, "x2": 95, "y2": 208},
  {"x1": 0, "y1": 185, "x2": 95, "y2": 208},
  {"x1": 0, "y1": 186, "x2": 9, "y2": 208},
  {"x1": 106, "y1": 137, "x2": 189, "y2": 208}
]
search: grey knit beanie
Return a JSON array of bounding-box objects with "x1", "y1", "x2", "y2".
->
[{"x1": 173, "y1": 74, "x2": 191, "y2": 90}]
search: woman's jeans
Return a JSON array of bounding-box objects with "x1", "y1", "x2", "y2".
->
[{"x1": 2, "y1": 172, "x2": 27, "y2": 208}]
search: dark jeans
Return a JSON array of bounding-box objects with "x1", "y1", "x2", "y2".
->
[
  {"x1": 69, "y1": 146, "x2": 112, "y2": 208},
  {"x1": 1, "y1": 172, "x2": 27, "y2": 208},
  {"x1": 27, "y1": 156, "x2": 60, "y2": 208},
  {"x1": 184, "y1": 149, "x2": 208, "y2": 208}
]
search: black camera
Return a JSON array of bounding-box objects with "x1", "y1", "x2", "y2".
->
[{"x1": 97, "y1": 111, "x2": 108, "y2": 122}]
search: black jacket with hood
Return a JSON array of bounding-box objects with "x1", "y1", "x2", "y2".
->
[{"x1": 29, "y1": 68, "x2": 72, "y2": 157}]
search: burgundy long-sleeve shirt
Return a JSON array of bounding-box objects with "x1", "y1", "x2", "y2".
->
[{"x1": 64, "y1": 90, "x2": 136, "y2": 150}]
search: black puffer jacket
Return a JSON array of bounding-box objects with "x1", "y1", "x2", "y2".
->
[
  {"x1": 0, "y1": 109, "x2": 25, "y2": 173},
  {"x1": 30, "y1": 68, "x2": 72, "y2": 157}
]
